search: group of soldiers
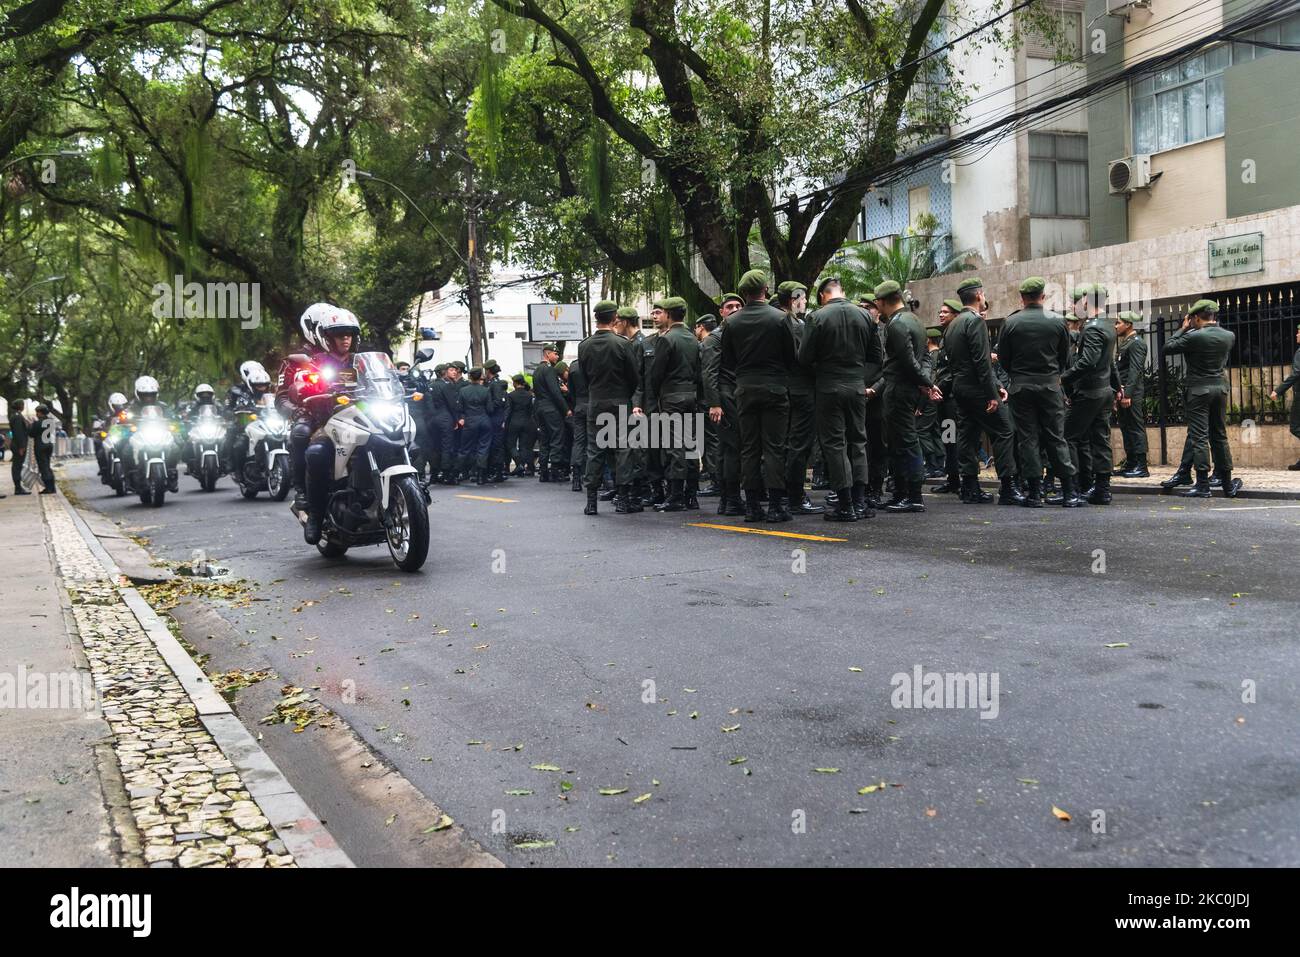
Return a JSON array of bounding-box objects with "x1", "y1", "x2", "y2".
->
[{"x1": 527, "y1": 268, "x2": 1245, "y2": 520}]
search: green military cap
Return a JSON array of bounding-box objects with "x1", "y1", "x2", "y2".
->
[
  {"x1": 857, "y1": 293, "x2": 877, "y2": 305},
  {"x1": 553, "y1": 360, "x2": 568, "y2": 373},
  {"x1": 1019, "y1": 276, "x2": 1047, "y2": 295},
  {"x1": 719, "y1": 292, "x2": 743, "y2": 307},
  {"x1": 483, "y1": 359, "x2": 500, "y2": 371},
  {"x1": 926, "y1": 327, "x2": 943, "y2": 340},
  {"x1": 616, "y1": 306, "x2": 639, "y2": 321},
  {"x1": 1190, "y1": 298, "x2": 1219, "y2": 315},
  {"x1": 652, "y1": 297, "x2": 670, "y2": 310},
  {"x1": 592, "y1": 299, "x2": 618, "y2": 317},
  {"x1": 1071, "y1": 283, "x2": 1094, "y2": 301},
  {"x1": 873, "y1": 279, "x2": 902, "y2": 299},
  {"x1": 661, "y1": 295, "x2": 688, "y2": 311},
  {"x1": 1116, "y1": 310, "x2": 1143, "y2": 325},
  {"x1": 942, "y1": 298, "x2": 963, "y2": 313},
  {"x1": 434, "y1": 363, "x2": 448, "y2": 374},
  {"x1": 956, "y1": 276, "x2": 983, "y2": 293},
  {"x1": 541, "y1": 342, "x2": 559, "y2": 353},
  {"x1": 814, "y1": 276, "x2": 841, "y2": 298},
  {"x1": 778, "y1": 280, "x2": 808, "y2": 297},
  {"x1": 450, "y1": 360, "x2": 467, "y2": 371},
  {"x1": 738, "y1": 269, "x2": 768, "y2": 297},
  {"x1": 468, "y1": 366, "x2": 484, "y2": 377}
]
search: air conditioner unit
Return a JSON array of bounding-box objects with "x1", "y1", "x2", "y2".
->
[{"x1": 1108, "y1": 154, "x2": 1152, "y2": 194}]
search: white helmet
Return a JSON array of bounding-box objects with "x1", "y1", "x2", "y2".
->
[
  {"x1": 108, "y1": 392, "x2": 128, "y2": 412},
  {"x1": 299, "y1": 302, "x2": 342, "y2": 349},
  {"x1": 317, "y1": 308, "x2": 361, "y2": 349},
  {"x1": 134, "y1": 376, "x2": 160, "y2": 402},
  {"x1": 194, "y1": 383, "x2": 215, "y2": 401},
  {"x1": 239, "y1": 361, "x2": 271, "y2": 393}
]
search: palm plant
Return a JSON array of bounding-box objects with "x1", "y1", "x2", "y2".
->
[{"x1": 833, "y1": 234, "x2": 975, "y2": 301}]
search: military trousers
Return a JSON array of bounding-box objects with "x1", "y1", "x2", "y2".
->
[
  {"x1": 815, "y1": 386, "x2": 868, "y2": 491},
  {"x1": 1116, "y1": 399, "x2": 1148, "y2": 457},
  {"x1": 882, "y1": 380, "x2": 924, "y2": 483},
  {"x1": 1007, "y1": 384, "x2": 1074, "y2": 479},
  {"x1": 569, "y1": 406, "x2": 588, "y2": 472},
  {"x1": 865, "y1": 395, "x2": 887, "y2": 492},
  {"x1": 1065, "y1": 389, "x2": 1114, "y2": 481},
  {"x1": 955, "y1": 392, "x2": 1017, "y2": 479},
  {"x1": 585, "y1": 400, "x2": 634, "y2": 488},
  {"x1": 657, "y1": 391, "x2": 701, "y2": 482},
  {"x1": 716, "y1": 394, "x2": 741, "y2": 486},
  {"x1": 1184, "y1": 388, "x2": 1232, "y2": 473},
  {"x1": 735, "y1": 382, "x2": 789, "y2": 491},
  {"x1": 784, "y1": 389, "x2": 817, "y2": 493},
  {"x1": 535, "y1": 402, "x2": 567, "y2": 468}
]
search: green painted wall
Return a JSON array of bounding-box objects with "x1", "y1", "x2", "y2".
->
[
  {"x1": 1224, "y1": 49, "x2": 1300, "y2": 217},
  {"x1": 1084, "y1": 0, "x2": 1128, "y2": 249}
]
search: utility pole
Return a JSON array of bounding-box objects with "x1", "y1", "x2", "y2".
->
[{"x1": 465, "y1": 163, "x2": 486, "y2": 367}]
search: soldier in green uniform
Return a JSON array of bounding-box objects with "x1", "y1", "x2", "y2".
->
[
  {"x1": 1061, "y1": 284, "x2": 1122, "y2": 504},
  {"x1": 947, "y1": 278, "x2": 1021, "y2": 505},
  {"x1": 800, "y1": 277, "x2": 880, "y2": 521},
  {"x1": 483, "y1": 359, "x2": 509, "y2": 482},
  {"x1": 703, "y1": 294, "x2": 746, "y2": 516},
  {"x1": 927, "y1": 301, "x2": 963, "y2": 495},
  {"x1": 721, "y1": 270, "x2": 797, "y2": 523},
  {"x1": 694, "y1": 316, "x2": 722, "y2": 495},
  {"x1": 1163, "y1": 299, "x2": 1238, "y2": 498},
  {"x1": 1113, "y1": 311, "x2": 1150, "y2": 477},
  {"x1": 631, "y1": 305, "x2": 667, "y2": 506},
  {"x1": 567, "y1": 346, "x2": 591, "y2": 491},
  {"x1": 917, "y1": 324, "x2": 947, "y2": 476},
  {"x1": 861, "y1": 294, "x2": 890, "y2": 507},
  {"x1": 1268, "y1": 322, "x2": 1300, "y2": 470},
  {"x1": 532, "y1": 343, "x2": 570, "y2": 482},
  {"x1": 876, "y1": 280, "x2": 938, "y2": 513},
  {"x1": 778, "y1": 281, "x2": 823, "y2": 516},
  {"x1": 433, "y1": 362, "x2": 465, "y2": 485},
  {"x1": 578, "y1": 300, "x2": 641, "y2": 514},
  {"x1": 997, "y1": 277, "x2": 1080, "y2": 507},
  {"x1": 505, "y1": 374, "x2": 535, "y2": 475},
  {"x1": 647, "y1": 296, "x2": 702, "y2": 512},
  {"x1": 458, "y1": 367, "x2": 493, "y2": 484}
]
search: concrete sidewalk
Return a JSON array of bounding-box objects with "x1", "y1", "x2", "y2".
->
[{"x1": 0, "y1": 491, "x2": 122, "y2": 867}]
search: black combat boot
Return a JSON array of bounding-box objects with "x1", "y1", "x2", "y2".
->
[
  {"x1": 1087, "y1": 473, "x2": 1112, "y2": 505},
  {"x1": 475, "y1": 468, "x2": 488, "y2": 486},
  {"x1": 650, "y1": 480, "x2": 667, "y2": 506},
  {"x1": 824, "y1": 488, "x2": 858, "y2": 522},
  {"x1": 1181, "y1": 469, "x2": 1212, "y2": 498},
  {"x1": 584, "y1": 487, "x2": 599, "y2": 515},
  {"x1": 960, "y1": 475, "x2": 992, "y2": 504},
  {"x1": 1289, "y1": 458, "x2": 1300, "y2": 471},
  {"x1": 304, "y1": 512, "x2": 323, "y2": 545},
  {"x1": 571, "y1": 466, "x2": 583, "y2": 491},
  {"x1": 765, "y1": 488, "x2": 792, "y2": 523},
  {"x1": 1160, "y1": 469, "x2": 1193, "y2": 491},
  {"x1": 685, "y1": 474, "x2": 700, "y2": 510},
  {"x1": 700, "y1": 480, "x2": 723, "y2": 497},
  {"x1": 1020, "y1": 477, "x2": 1044, "y2": 508},
  {"x1": 810, "y1": 468, "x2": 830, "y2": 491},
  {"x1": 852, "y1": 483, "x2": 873, "y2": 520},
  {"x1": 743, "y1": 489, "x2": 767, "y2": 523},
  {"x1": 656, "y1": 479, "x2": 687, "y2": 512},
  {"x1": 998, "y1": 476, "x2": 1024, "y2": 505},
  {"x1": 538, "y1": 465, "x2": 550, "y2": 483},
  {"x1": 720, "y1": 483, "x2": 745, "y2": 516},
  {"x1": 1057, "y1": 475, "x2": 1087, "y2": 508},
  {"x1": 882, "y1": 475, "x2": 908, "y2": 509},
  {"x1": 1209, "y1": 473, "x2": 1223, "y2": 489},
  {"x1": 1220, "y1": 470, "x2": 1242, "y2": 497},
  {"x1": 791, "y1": 485, "x2": 824, "y2": 516},
  {"x1": 884, "y1": 481, "x2": 925, "y2": 513},
  {"x1": 623, "y1": 485, "x2": 645, "y2": 513},
  {"x1": 1121, "y1": 455, "x2": 1150, "y2": 478},
  {"x1": 599, "y1": 485, "x2": 619, "y2": 501},
  {"x1": 1078, "y1": 471, "x2": 1095, "y2": 499},
  {"x1": 930, "y1": 474, "x2": 961, "y2": 494},
  {"x1": 614, "y1": 486, "x2": 630, "y2": 513}
]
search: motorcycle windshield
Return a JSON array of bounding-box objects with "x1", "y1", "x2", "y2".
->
[
  {"x1": 353, "y1": 352, "x2": 404, "y2": 401},
  {"x1": 196, "y1": 406, "x2": 221, "y2": 421}
]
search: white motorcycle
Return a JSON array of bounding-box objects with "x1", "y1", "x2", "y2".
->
[
  {"x1": 186, "y1": 405, "x2": 226, "y2": 492},
  {"x1": 296, "y1": 351, "x2": 430, "y2": 572},
  {"x1": 233, "y1": 395, "x2": 291, "y2": 501},
  {"x1": 126, "y1": 408, "x2": 179, "y2": 507}
]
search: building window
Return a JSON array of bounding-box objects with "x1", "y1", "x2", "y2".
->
[
  {"x1": 1124, "y1": 20, "x2": 1300, "y2": 155},
  {"x1": 1025, "y1": 6, "x2": 1082, "y2": 59},
  {"x1": 1029, "y1": 133, "x2": 1088, "y2": 217}
]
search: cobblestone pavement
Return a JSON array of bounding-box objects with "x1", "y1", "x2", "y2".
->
[{"x1": 43, "y1": 497, "x2": 295, "y2": 868}]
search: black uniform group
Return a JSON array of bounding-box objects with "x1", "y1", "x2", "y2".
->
[{"x1": 525, "y1": 269, "x2": 1249, "y2": 521}]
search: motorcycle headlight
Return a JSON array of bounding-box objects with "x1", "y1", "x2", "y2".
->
[
  {"x1": 193, "y1": 424, "x2": 223, "y2": 441},
  {"x1": 139, "y1": 423, "x2": 171, "y2": 447},
  {"x1": 366, "y1": 401, "x2": 406, "y2": 433},
  {"x1": 263, "y1": 412, "x2": 286, "y2": 432}
]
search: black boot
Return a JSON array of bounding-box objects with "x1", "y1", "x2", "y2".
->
[
  {"x1": 960, "y1": 475, "x2": 992, "y2": 504},
  {"x1": 538, "y1": 465, "x2": 550, "y2": 483},
  {"x1": 791, "y1": 486, "x2": 824, "y2": 516},
  {"x1": 1289, "y1": 458, "x2": 1300, "y2": 472},
  {"x1": 1220, "y1": 470, "x2": 1242, "y2": 498},
  {"x1": 1020, "y1": 477, "x2": 1044, "y2": 508},
  {"x1": 719, "y1": 483, "x2": 745, "y2": 516},
  {"x1": 810, "y1": 469, "x2": 831, "y2": 491},
  {"x1": 882, "y1": 476, "x2": 908, "y2": 508},
  {"x1": 304, "y1": 512, "x2": 323, "y2": 545},
  {"x1": 852, "y1": 483, "x2": 872, "y2": 520},
  {"x1": 1209, "y1": 473, "x2": 1223, "y2": 489},
  {"x1": 743, "y1": 490, "x2": 766, "y2": 523},
  {"x1": 1056, "y1": 475, "x2": 1087, "y2": 508},
  {"x1": 1160, "y1": 469, "x2": 1193, "y2": 491},
  {"x1": 656, "y1": 479, "x2": 687, "y2": 512},
  {"x1": 1181, "y1": 469, "x2": 1212, "y2": 498},
  {"x1": 571, "y1": 466, "x2": 583, "y2": 492},
  {"x1": 623, "y1": 484, "x2": 644, "y2": 513},
  {"x1": 700, "y1": 481, "x2": 723, "y2": 497},
  {"x1": 884, "y1": 481, "x2": 925, "y2": 513},
  {"x1": 475, "y1": 468, "x2": 488, "y2": 486},
  {"x1": 599, "y1": 485, "x2": 619, "y2": 501},
  {"x1": 650, "y1": 480, "x2": 667, "y2": 506},
  {"x1": 1087, "y1": 472, "x2": 1112, "y2": 505},
  {"x1": 765, "y1": 488, "x2": 792, "y2": 522},
  {"x1": 998, "y1": 475, "x2": 1024, "y2": 505},
  {"x1": 584, "y1": 487, "x2": 599, "y2": 515},
  {"x1": 824, "y1": 487, "x2": 858, "y2": 522},
  {"x1": 685, "y1": 479, "x2": 700, "y2": 511},
  {"x1": 1121, "y1": 454, "x2": 1150, "y2": 478},
  {"x1": 1078, "y1": 471, "x2": 1095, "y2": 499},
  {"x1": 930, "y1": 474, "x2": 961, "y2": 494}
]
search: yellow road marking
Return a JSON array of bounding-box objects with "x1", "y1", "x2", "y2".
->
[
  {"x1": 687, "y1": 522, "x2": 847, "y2": 542},
  {"x1": 455, "y1": 494, "x2": 518, "y2": 503}
]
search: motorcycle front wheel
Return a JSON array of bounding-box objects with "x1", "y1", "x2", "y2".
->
[
  {"x1": 201, "y1": 460, "x2": 219, "y2": 492},
  {"x1": 268, "y1": 458, "x2": 290, "y2": 501},
  {"x1": 386, "y1": 475, "x2": 430, "y2": 572},
  {"x1": 150, "y1": 474, "x2": 167, "y2": 507}
]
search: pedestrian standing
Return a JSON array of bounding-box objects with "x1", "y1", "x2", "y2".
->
[
  {"x1": 1163, "y1": 299, "x2": 1237, "y2": 498},
  {"x1": 8, "y1": 399, "x2": 31, "y2": 495},
  {"x1": 31, "y1": 404, "x2": 59, "y2": 493}
]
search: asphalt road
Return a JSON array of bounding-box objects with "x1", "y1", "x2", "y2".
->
[{"x1": 64, "y1": 460, "x2": 1300, "y2": 867}]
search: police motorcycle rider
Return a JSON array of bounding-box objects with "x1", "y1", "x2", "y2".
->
[
  {"x1": 95, "y1": 392, "x2": 131, "y2": 480},
  {"x1": 283, "y1": 308, "x2": 361, "y2": 544},
  {"x1": 181, "y1": 383, "x2": 221, "y2": 473},
  {"x1": 275, "y1": 303, "x2": 347, "y2": 512},
  {"x1": 222, "y1": 361, "x2": 272, "y2": 476},
  {"x1": 127, "y1": 375, "x2": 181, "y2": 493}
]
